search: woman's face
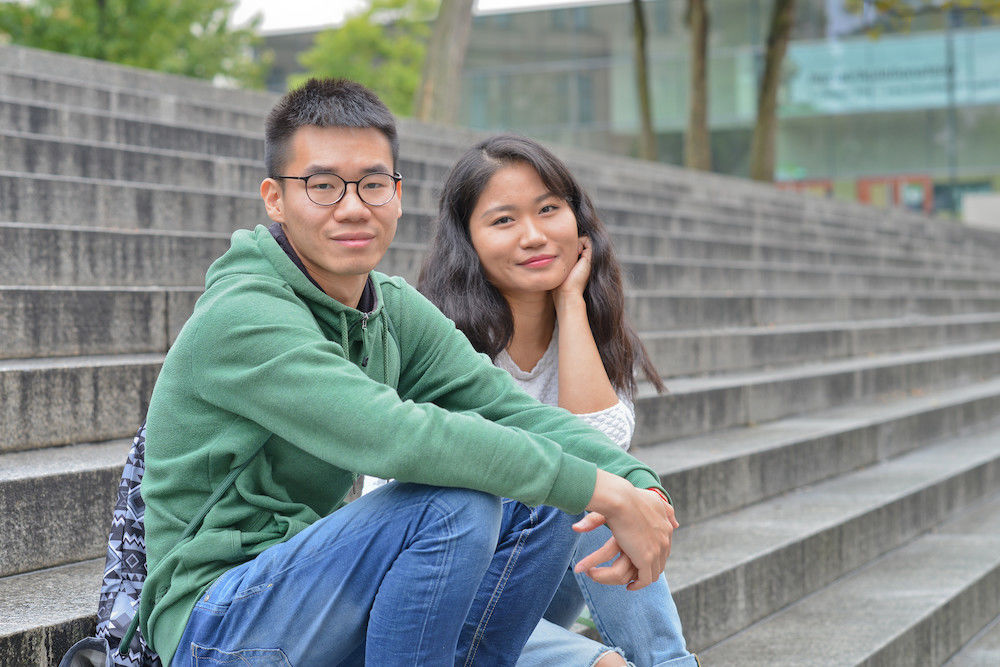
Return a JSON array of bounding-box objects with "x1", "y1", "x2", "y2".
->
[{"x1": 468, "y1": 162, "x2": 581, "y2": 299}]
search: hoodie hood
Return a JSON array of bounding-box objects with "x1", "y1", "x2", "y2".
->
[{"x1": 205, "y1": 225, "x2": 393, "y2": 381}]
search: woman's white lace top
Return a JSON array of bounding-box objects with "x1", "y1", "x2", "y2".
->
[{"x1": 492, "y1": 333, "x2": 635, "y2": 451}]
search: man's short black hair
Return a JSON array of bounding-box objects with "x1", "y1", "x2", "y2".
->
[{"x1": 265, "y1": 78, "x2": 399, "y2": 178}]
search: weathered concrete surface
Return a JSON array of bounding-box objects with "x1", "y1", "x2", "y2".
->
[
  {"x1": 699, "y1": 490, "x2": 1000, "y2": 665},
  {"x1": 2, "y1": 44, "x2": 1000, "y2": 667}
]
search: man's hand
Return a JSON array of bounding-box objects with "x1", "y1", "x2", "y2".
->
[{"x1": 574, "y1": 469, "x2": 678, "y2": 590}]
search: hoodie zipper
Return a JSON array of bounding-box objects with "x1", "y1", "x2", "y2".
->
[{"x1": 360, "y1": 312, "x2": 371, "y2": 367}]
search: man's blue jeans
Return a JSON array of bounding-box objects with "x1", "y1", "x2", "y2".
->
[
  {"x1": 169, "y1": 482, "x2": 581, "y2": 666},
  {"x1": 519, "y1": 523, "x2": 699, "y2": 667}
]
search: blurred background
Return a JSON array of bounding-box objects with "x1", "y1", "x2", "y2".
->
[{"x1": 3, "y1": 0, "x2": 999, "y2": 218}]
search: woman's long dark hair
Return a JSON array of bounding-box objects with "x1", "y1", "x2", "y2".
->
[{"x1": 418, "y1": 134, "x2": 665, "y2": 398}]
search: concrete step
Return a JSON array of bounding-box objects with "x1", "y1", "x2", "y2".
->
[
  {"x1": 577, "y1": 155, "x2": 1000, "y2": 257},
  {"x1": 0, "y1": 171, "x2": 265, "y2": 232},
  {"x1": 8, "y1": 222, "x2": 1000, "y2": 297},
  {"x1": 2, "y1": 51, "x2": 996, "y2": 256},
  {"x1": 619, "y1": 254, "x2": 1000, "y2": 293},
  {"x1": 7, "y1": 280, "x2": 1000, "y2": 362},
  {"x1": 5, "y1": 228, "x2": 1000, "y2": 369},
  {"x1": 13, "y1": 414, "x2": 992, "y2": 663},
  {"x1": 2, "y1": 407, "x2": 997, "y2": 665},
  {"x1": 0, "y1": 286, "x2": 199, "y2": 359},
  {"x1": 0, "y1": 223, "x2": 229, "y2": 288},
  {"x1": 0, "y1": 69, "x2": 266, "y2": 133},
  {"x1": 638, "y1": 374, "x2": 1000, "y2": 523},
  {"x1": 0, "y1": 129, "x2": 457, "y2": 196},
  {"x1": 6, "y1": 194, "x2": 997, "y2": 287},
  {"x1": 1, "y1": 98, "x2": 997, "y2": 268},
  {"x1": 0, "y1": 133, "x2": 952, "y2": 264},
  {"x1": 2, "y1": 173, "x2": 991, "y2": 274},
  {"x1": 0, "y1": 354, "x2": 161, "y2": 454},
  {"x1": 946, "y1": 614, "x2": 1000, "y2": 666},
  {"x1": 586, "y1": 172, "x2": 999, "y2": 253},
  {"x1": 697, "y1": 487, "x2": 1000, "y2": 665},
  {"x1": 0, "y1": 96, "x2": 263, "y2": 160},
  {"x1": 0, "y1": 96, "x2": 469, "y2": 174},
  {"x1": 4, "y1": 333, "x2": 997, "y2": 455},
  {"x1": 0, "y1": 558, "x2": 102, "y2": 667},
  {"x1": 3, "y1": 146, "x2": 995, "y2": 272},
  {"x1": 0, "y1": 130, "x2": 265, "y2": 192},
  {"x1": 600, "y1": 202, "x2": 1000, "y2": 266},
  {"x1": 633, "y1": 340, "x2": 1000, "y2": 446},
  {"x1": 621, "y1": 228, "x2": 1000, "y2": 275},
  {"x1": 0, "y1": 440, "x2": 127, "y2": 577},
  {"x1": 0, "y1": 46, "x2": 481, "y2": 152},
  {"x1": 1, "y1": 138, "x2": 994, "y2": 270},
  {"x1": 625, "y1": 289, "x2": 1000, "y2": 331},
  {"x1": 0, "y1": 44, "x2": 276, "y2": 112},
  {"x1": 646, "y1": 314, "x2": 1000, "y2": 377},
  {"x1": 5, "y1": 369, "x2": 992, "y2": 576}
]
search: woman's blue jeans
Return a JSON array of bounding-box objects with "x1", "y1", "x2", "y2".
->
[
  {"x1": 170, "y1": 482, "x2": 581, "y2": 666},
  {"x1": 518, "y1": 523, "x2": 699, "y2": 667}
]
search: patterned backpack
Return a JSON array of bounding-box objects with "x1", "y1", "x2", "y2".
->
[
  {"x1": 59, "y1": 422, "x2": 159, "y2": 666},
  {"x1": 97, "y1": 422, "x2": 161, "y2": 666},
  {"x1": 61, "y1": 423, "x2": 266, "y2": 667}
]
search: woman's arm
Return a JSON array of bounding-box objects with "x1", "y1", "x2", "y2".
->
[{"x1": 553, "y1": 235, "x2": 620, "y2": 414}]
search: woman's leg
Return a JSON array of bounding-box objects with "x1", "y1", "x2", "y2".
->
[
  {"x1": 571, "y1": 524, "x2": 699, "y2": 667},
  {"x1": 457, "y1": 499, "x2": 584, "y2": 666},
  {"x1": 171, "y1": 482, "x2": 502, "y2": 666},
  {"x1": 519, "y1": 618, "x2": 632, "y2": 667}
]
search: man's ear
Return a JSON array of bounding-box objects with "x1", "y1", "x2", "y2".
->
[{"x1": 260, "y1": 178, "x2": 285, "y2": 223}]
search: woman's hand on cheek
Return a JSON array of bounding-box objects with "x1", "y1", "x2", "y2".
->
[{"x1": 553, "y1": 235, "x2": 592, "y2": 304}]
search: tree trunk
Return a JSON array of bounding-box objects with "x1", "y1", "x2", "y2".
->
[
  {"x1": 96, "y1": 0, "x2": 108, "y2": 61},
  {"x1": 748, "y1": 0, "x2": 796, "y2": 182},
  {"x1": 631, "y1": 0, "x2": 657, "y2": 160},
  {"x1": 684, "y1": 0, "x2": 711, "y2": 170},
  {"x1": 414, "y1": 0, "x2": 475, "y2": 124}
]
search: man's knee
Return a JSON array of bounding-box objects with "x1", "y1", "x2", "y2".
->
[
  {"x1": 396, "y1": 483, "x2": 503, "y2": 548},
  {"x1": 530, "y1": 504, "x2": 584, "y2": 552}
]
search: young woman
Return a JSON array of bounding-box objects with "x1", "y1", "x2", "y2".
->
[{"x1": 418, "y1": 135, "x2": 698, "y2": 667}]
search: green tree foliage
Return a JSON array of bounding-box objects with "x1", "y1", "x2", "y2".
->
[
  {"x1": 293, "y1": 0, "x2": 438, "y2": 117},
  {"x1": 0, "y1": 0, "x2": 268, "y2": 87}
]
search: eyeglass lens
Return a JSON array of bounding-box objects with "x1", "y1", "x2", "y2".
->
[{"x1": 305, "y1": 173, "x2": 397, "y2": 206}]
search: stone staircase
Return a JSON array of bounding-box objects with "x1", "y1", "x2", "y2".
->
[{"x1": 2, "y1": 43, "x2": 999, "y2": 666}]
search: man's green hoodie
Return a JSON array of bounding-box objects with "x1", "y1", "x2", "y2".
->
[{"x1": 139, "y1": 225, "x2": 665, "y2": 664}]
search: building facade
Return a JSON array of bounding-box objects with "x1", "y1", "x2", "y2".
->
[
  {"x1": 461, "y1": 0, "x2": 1000, "y2": 215},
  {"x1": 261, "y1": 0, "x2": 1000, "y2": 216}
]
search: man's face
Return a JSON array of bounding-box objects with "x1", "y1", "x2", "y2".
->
[{"x1": 260, "y1": 125, "x2": 401, "y2": 306}]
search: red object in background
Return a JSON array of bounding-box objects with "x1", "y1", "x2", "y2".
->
[
  {"x1": 857, "y1": 175, "x2": 934, "y2": 214},
  {"x1": 778, "y1": 175, "x2": 935, "y2": 214}
]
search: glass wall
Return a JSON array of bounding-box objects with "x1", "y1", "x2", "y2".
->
[{"x1": 461, "y1": 0, "x2": 1000, "y2": 214}]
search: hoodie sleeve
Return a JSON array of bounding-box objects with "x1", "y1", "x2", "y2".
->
[
  {"x1": 387, "y1": 280, "x2": 665, "y2": 507},
  {"x1": 189, "y1": 275, "x2": 663, "y2": 514}
]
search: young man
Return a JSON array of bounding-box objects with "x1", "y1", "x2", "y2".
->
[{"x1": 139, "y1": 78, "x2": 676, "y2": 666}]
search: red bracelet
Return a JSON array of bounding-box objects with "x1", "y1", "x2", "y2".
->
[{"x1": 649, "y1": 487, "x2": 672, "y2": 506}]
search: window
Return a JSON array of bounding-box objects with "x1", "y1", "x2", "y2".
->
[{"x1": 577, "y1": 73, "x2": 594, "y2": 124}]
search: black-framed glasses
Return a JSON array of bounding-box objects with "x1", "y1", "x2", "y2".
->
[{"x1": 277, "y1": 172, "x2": 403, "y2": 207}]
